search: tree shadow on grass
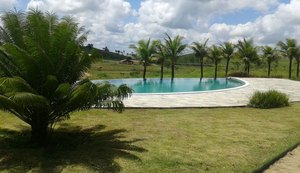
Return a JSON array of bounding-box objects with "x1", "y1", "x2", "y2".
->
[{"x1": 0, "y1": 124, "x2": 146, "y2": 173}]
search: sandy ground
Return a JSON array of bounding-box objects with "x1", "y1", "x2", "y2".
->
[{"x1": 264, "y1": 146, "x2": 300, "y2": 173}]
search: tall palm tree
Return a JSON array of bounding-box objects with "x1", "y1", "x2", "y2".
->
[
  {"x1": 154, "y1": 41, "x2": 168, "y2": 80},
  {"x1": 207, "y1": 45, "x2": 222, "y2": 80},
  {"x1": 277, "y1": 38, "x2": 298, "y2": 79},
  {"x1": 190, "y1": 39, "x2": 209, "y2": 79},
  {"x1": 129, "y1": 39, "x2": 158, "y2": 80},
  {"x1": 295, "y1": 46, "x2": 300, "y2": 78},
  {"x1": 0, "y1": 9, "x2": 132, "y2": 145},
  {"x1": 236, "y1": 38, "x2": 258, "y2": 75},
  {"x1": 220, "y1": 42, "x2": 235, "y2": 77},
  {"x1": 163, "y1": 33, "x2": 187, "y2": 80},
  {"x1": 262, "y1": 46, "x2": 279, "y2": 77}
]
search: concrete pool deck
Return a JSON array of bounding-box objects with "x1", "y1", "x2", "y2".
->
[{"x1": 123, "y1": 78, "x2": 300, "y2": 108}]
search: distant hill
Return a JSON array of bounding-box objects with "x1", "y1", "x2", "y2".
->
[
  {"x1": 84, "y1": 45, "x2": 131, "y2": 61},
  {"x1": 83, "y1": 45, "x2": 201, "y2": 64}
]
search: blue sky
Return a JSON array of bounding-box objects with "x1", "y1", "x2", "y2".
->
[{"x1": 0, "y1": 0, "x2": 299, "y2": 52}]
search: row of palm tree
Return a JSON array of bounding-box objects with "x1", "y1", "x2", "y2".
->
[
  {"x1": 129, "y1": 34, "x2": 187, "y2": 80},
  {"x1": 130, "y1": 35, "x2": 300, "y2": 80}
]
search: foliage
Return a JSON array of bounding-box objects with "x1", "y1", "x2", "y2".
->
[
  {"x1": 262, "y1": 46, "x2": 280, "y2": 77},
  {"x1": 0, "y1": 9, "x2": 132, "y2": 144},
  {"x1": 294, "y1": 46, "x2": 300, "y2": 78},
  {"x1": 228, "y1": 71, "x2": 252, "y2": 77},
  {"x1": 129, "y1": 39, "x2": 158, "y2": 80},
  {"x1": 248, "y1": 90, "x2": 289, "y2": 108},
  {"x1": 163, "y1": 33, "x2": 187, "y2": 80},
  {"x1": 207, "y1": 45, "x2": 222, "y2": 79},
  {"x1": 220, "y1": 42, "x2": 235, "y2": 77},
  {"x1": 277, "y1": 38, "x2": 298, "y2": 79},
  {"x1": 190, "y1": 39, "x2": 209, "y2": 79},
  {"x1": 154, "y1": 40, "x2": 169, "y2": 80},
  {"x1": 236, "y1": 38, "x2": 258, "y2": 74}
]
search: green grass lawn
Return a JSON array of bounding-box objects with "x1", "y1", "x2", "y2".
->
[{"x1": 1, "y1": 103, "x2": 300, "y2": 172}]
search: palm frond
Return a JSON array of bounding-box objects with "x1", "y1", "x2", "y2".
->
[{"x1": 0, "y1": 77, "x2": 36, "y2": 94}]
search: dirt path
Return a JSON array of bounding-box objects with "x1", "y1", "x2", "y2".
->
[{"x1": 264, "y1": 146, "x2": 300, "y2": 173}]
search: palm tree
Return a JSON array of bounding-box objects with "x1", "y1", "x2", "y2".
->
[
  {"x1": 163, "y1": 33, "x2": 187, "y2": 80},
  {"x1": 220, "y1": 42, "x2": 235, "y2": 77},
  {"x1": 154, "y1": 41, "x2": 168, "y2": 80},
  {"x1": 207, "y1": 45, "x2": 222, "y2": 80},
  {"x1": 277, "y1": 38, "x2": 298, "y2": 79},
  {"x1": 236, "y1": 38, "x2": 258, "y2": 75},
  {"x1": 295, "y1": 46, "x2": 300, "y2": 78},
  {"x1": 0, "y1": 9, "x2": 132, "y2": 145},
  {"x1": 262, "y1": 46, "x2": 279, "y2": 77},
  {"x1": 190, "y1": 39, "x2": 209, "y2": 79},
  {"x1": 129, "y1": 39, "x2": 158, "y2": 80}
]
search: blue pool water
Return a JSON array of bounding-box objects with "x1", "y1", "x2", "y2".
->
[{"x1": 93, "y1": 78, "x2": 245, "y2": 94}]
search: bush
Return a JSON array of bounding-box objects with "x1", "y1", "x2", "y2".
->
[
  {"x1": 248, "y1": 90, "x2": 289, "y2": 109},
  {"x1": 228, "y1": 71, "x2": 252, "y2": 77}
]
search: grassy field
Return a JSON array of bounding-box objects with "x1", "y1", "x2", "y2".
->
[
  {"x1": 1, "y1": 104, "x2": 300, "y2": 172},
  {"x1": 86, "y1": 58, "x2": 298, "y2": 80},
  {"x1": 1, "y1": 59, "x2": 300, "y2": 172}
]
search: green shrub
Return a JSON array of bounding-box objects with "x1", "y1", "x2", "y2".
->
[
  {"x1": 228, "y1": 71, "x2": 252, "y2": 77},
  {"x1": 248, "y1": 90, "x2": 289, "y2": 109}
]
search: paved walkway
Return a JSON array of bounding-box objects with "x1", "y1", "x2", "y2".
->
[
  {"x1": 123, "y1": 78, "x2": 300, "y2": 108},
  {"x1": 264, "y1": 146, "x2": 300, "y2": 173}
]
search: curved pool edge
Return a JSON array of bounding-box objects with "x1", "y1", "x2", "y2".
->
[
  {"x1": 131, "y1": 77, "x2": 249, "y2": 95},
  {"x1": 123, "y1": 78, "x2": 300, "y2": 108}
]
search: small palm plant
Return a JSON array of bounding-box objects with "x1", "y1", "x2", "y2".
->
[
  {"x1": 262, "y1": 46, "x2": 279, "y2": 77},
  {"x1": 163, "y1": 33, "x2": 187, "y2": 80},
  {"x1": 190, "y1": 39, "x2": 209, "y2": 79},
  {"x1": 129, "y1": 39, "x2": 158, "y2": 80},
  {"x1": 207, "y1": 45, "x2": 222, "y2": 80},
  {"x1": 220, "y1": 42, "x2": 235, "y2": 77},
  {"x1": 0, "y1": 9, "x2": 132, "y2": 145},
  {"x1": 277, "y1": 38, "x2": 298, "y2": 79}
]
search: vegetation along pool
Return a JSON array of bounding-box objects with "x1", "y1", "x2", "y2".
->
[{"x1": 93, "y1": 78, "x2": 246, "y2": 94}]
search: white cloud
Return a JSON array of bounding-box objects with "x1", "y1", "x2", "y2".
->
[
  {"x1": 0, "y1": 0, "x2": 18, "y2": 11},
  {"x1": 207, "y1": 0, "x2": 300, "y2": 46},
  {"x1": 2, "y1": 0, "x2": 299, "y2": 52},
  {"x1": 137, "y1": 0, "x2": 279, "y2": 29},
  {"x1": 27, "y1": 0, "x2": 133, "y2": 50}
]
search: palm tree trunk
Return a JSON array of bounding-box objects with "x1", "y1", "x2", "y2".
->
[
  {"x1": 200, "y1": 58, "x2": 204, "y2": 79},
  {"x1": 143, "y1": 63, "x2": 146, "y2": 80},
  {"x1": 160, "y1": 60, "x2": 164, "y2": 80},
  {"x1": 31, "y1": 122, "x2": 49, "y2": 145},
  {"x1": 289, "y1": 57, "x2": 293, "y2": 79},
  {"x1": 247, "y1": 63, "x2": 250, "y2": 75},
  {"x1": 225, "y1": 58, "x2": 230, "y2": 78},
  {"x1": 214, "y1": 62, "x2": 218, "y2": 80},
  {"x1": 268, "y1": 62, "x2": 271, "y2": 77},
  {"x1": 297, "y1": 60, "x2": 299, "y2": 78},
  {"x1": 171, "y1": 59, "x2": 175, "y2": 80}
]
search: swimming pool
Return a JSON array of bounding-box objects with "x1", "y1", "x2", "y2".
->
[{"x1": 93, "y1": 78, "x2": 247, "y2": 94}]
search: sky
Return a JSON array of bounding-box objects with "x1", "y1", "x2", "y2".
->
[{"x1": 0, "y1": 0, "x2": 299, "y2": 53}]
